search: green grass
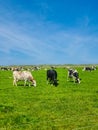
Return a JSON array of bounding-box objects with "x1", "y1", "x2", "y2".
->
[{"x1": 0, "y1": 67, "x2": 98, "y2": 130}]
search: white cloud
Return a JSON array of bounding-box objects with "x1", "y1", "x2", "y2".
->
[{"x1": 0, "y1": 3, "x2": 98, "y2": 65}]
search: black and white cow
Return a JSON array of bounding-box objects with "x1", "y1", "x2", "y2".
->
[
  {"x1": 0, "y1": 67, "x2": 8, "y2": 71},
  {"x1": 47, "y1": 69, "x2": 58, "y2": 86},
  {"x1": 82, "y1": 66, "x2": 96, "y2": 72},
  {"x1": 67, "y1": 69, "x2": 81, "y2": 83}
]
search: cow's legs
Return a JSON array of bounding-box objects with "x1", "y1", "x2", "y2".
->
[
  {"x1": 77, "y1": 78, "x2": 80, "y2": 83},
  {"x1": 24, "y1": 80, "x2": 31, "y2": 86},
  {"x1": 24, "y1": 80, "x2": 27, "y2": 86},
  {"x1": 13, "y1": 79, "x2": 17, "y2": 86}
]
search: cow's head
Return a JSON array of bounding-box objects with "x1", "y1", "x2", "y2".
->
[
  {"x1": 29, "y1": 76, "x2": 36, "y2": 87},
  {"x1": 75, "y1": 78, "x2": 81, "y2": 83},
  {"x1": 32, "y1": 79, "x2": 36, "y2": 87},
  {"x1": 53, "y1": 79, "x2": 59, "y2": 86}
]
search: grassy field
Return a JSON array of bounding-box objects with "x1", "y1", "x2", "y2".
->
[{"x1": 0, "y1": 67, "x2": 98, "y2": 130}]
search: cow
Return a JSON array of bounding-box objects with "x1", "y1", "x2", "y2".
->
[
  {"x1": 47, "y1": 69, "x2": 58, "y2": 86},
  {"x1": 1, "y1": 67, "x2": 8, "y2": 71},
  {"x1": 82, "y1": 66, "x2": 96, "y2": 72},
  {"x1": 67, "y1": 69, "x2": 81, "y2": 83},
  {"x1": 13, "y1": 71, "x2": 36, "y2": 87}
]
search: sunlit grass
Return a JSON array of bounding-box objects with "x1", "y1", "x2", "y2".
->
[{"x1": 0, "y1": 67, "x2": 98, "y2": 130}]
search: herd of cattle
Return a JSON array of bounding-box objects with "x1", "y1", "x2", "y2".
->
[{"x1": 0, "y1": 65, "x2": 97, "y2": 87}]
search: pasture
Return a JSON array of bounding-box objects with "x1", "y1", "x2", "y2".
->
[{"x1": 0, "y1": 66, "x2": 98, "y2": 130}]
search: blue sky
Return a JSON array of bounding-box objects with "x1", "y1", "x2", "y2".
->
[{"x1": 0, "y1": 0, "x2": 98, "y2": 65}]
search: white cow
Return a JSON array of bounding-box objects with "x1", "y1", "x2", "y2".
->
[{"x1": 13, "y1": 71, "x2": 36, "y2": 87}]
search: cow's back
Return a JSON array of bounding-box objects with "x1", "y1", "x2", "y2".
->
[
  {"x1": 13, "y1": 71, "x2": 32, "y2": 80},
  {"x1": 22, "y1": 71, "x2": 32, "y2": 79},
  {"x1": 13, "y1": 71, "x2": 22, "y2": 80},
  {"x1": 47, "y1": 69, "x2": 57, "y2": 79}
]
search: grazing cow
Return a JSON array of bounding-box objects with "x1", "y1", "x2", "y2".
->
[
  {"x1": 13, "y1": 71, "x2": 36, "y2": 87},
  {"x1": 82, "y1": 66, "x2": 96, "y2": 72},
  {"x1": 47, "y1": 69, "x2": 58, "y2": 86},
  {"x1": 33, "y1": 66, "x2": 40, "y2": 71},
  {"x1": 1, "y1": 67, "x2": 8, "y2": 71},
  {"x1": 67, "y1": 69, "x2": 81, "y2": 83}
]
